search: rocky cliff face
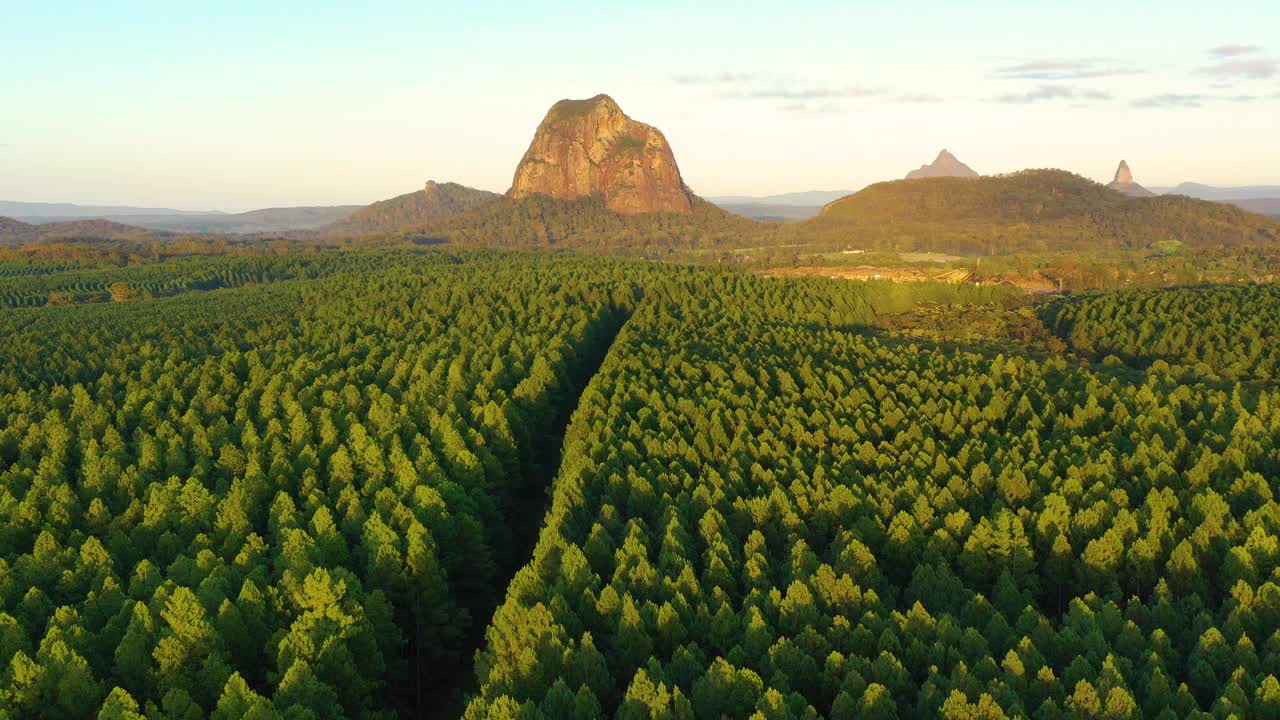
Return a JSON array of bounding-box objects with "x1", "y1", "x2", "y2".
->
[
  {"x1": 507, "y1": 94, "x2": 694, "y2": 214},
  {"x1": 1107, "y1": 160, "x2": 1155, "y2": 198},
  {"x1": 906, "y1": 149, "x2": 979, "y2": 180}
]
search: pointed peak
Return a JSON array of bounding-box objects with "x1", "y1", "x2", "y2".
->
[
  {"x1": 1114, "y1": 160, "x2": 1134, "y2": 184},
  {"x1": 424, "y1": 180, "x2": 439, "y2": 192},
  {"x1": 905, "y1": 149, "x2": 979, "y2": 180}
]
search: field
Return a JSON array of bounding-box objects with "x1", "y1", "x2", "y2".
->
[{"x1": 0, "y1": 249, "x2": 1277, "y2": 719}]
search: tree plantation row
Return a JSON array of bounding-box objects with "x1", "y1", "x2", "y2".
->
[
  {"x1": 465, "y1": 271, "x2": 1280, "y2": 719},
  {"x1": 0, "y1": 250, "x2": 1276, "y2": 719}
]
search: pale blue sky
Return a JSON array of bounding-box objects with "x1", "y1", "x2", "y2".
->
[{"x1": 3, "y1": 0, "x2": 1279, "y2": 210}]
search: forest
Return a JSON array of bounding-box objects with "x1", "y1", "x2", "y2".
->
[{"x1": 0, "y1": 249, "x2": 1277, "y2": 719}]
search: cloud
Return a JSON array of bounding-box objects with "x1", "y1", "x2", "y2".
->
[
  {"x1": 671, "y1": 72, "x2": 757, "y2": 85},
  {"x1": 895, "y1": 93, "x2": 944, "y2": 104},
  {"x1": 1207, "y1": 44, "x2": 1261, "y2": 58},
  {"x1": 1201, "y1": 58, "x2": 1278, "y2": 79},
  {"x1": 1132, "y1": 90, "x2": 1280, "y2": 108},
  {"x1": 990, "y1": 84, "x2": 1112, "y2": 104},
  {"x1": 781, "y1": 102, "x2": 842, "y2": 113},
  {"x1": 992, "y1": 59, "x2": 1141, "y2": 80},
  {"x1": 675, "y1": 71, "x2": 935, "y2": 110},
  {"x1": 743, "y1": 86, "x2": 885, "y2": 100},
  {"x1": 1132, "y1": 94, "x2": 1206, "y2": 109}
]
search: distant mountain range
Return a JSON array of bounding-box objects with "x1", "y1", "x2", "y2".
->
[
  {"x1": 1146, "y1": 183, "x2": 1280, "y2": 219},
  {"x1": 3, "y1": 94, "x2": 1278, "y2": 255},
  {"x1": 714, "y1": 203, "x2": 826, "y2": 222},
  {"x1": 2, "y1": 200, "x2": 360, "y2": 233},
  {"x1": 1152, "y1": 183, "x2": 1280, "y2": 201},
  {"x1": 706, "y1": 191, "x2": 854, "y2": 207},
  {"x1": 0, "y1": 200, "x2": 214, "y2": 218}
]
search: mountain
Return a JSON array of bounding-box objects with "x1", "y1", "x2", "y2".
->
[
  {"x1": 1153, "y1": 183, "x2": 1280, "y2": 201},
  {"x1": 1107, "y1": 160, "x2": 1154, "y2": 198},
  {"x1": 0, "y1": 217, "x2": 36, "y2": 244},
  {"x1": 717, "y1": 203, "x2": 823, "y2": 222},
  {"x1": 0, "y1": 200, "x2": 215, "y2": 219},
  {"x1": 1231, "y1": 198, "x2": 1280, "y2": 216},
  {"x1": 418, "y1": 194, "x2": 762, "y2": 254},
  {"x1": 324, "y1": 181, "x2": 501, "y2": 235},
  {"x1": 5, "y1": 199, "x2": 361, "y2": 234},
  {"x1": 812, "y1": 169, "x2": 1278, "y2": 254},
  {"x1": 905, "y1": 149, "x2": 979, "y2": 180},
  {"x1": 107, "y1": 206, "x2": 361, "y2": 234},
  {"x1": 508, "y1": 94, "x2": 694, "y2": 214},
  {"x1": 707, "y1": 190, "x2": 855, "y2": 206},
  {"x1": 0, "y1": 217, "x2": 166, "y2": 246}
]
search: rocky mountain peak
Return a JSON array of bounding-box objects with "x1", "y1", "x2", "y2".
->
[
  {"x1": 507, "y1": 94, "x2": 694, "y2": 214},
  {"x1": 1114, "y1": 161, "x2": 1134, "y2": 185},
  {"x1": 906, "y1": 149, "x2": 979, "y2": 180},
  {"x1": 1107, "y1": 160, "x2": 1154, "y2": 198}
]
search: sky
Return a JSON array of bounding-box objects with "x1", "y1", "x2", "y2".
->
[{"x1": 3, "y1": 0, "x2": 1280, "y2": 211}]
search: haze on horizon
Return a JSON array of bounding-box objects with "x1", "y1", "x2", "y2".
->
[{"x1": 4, "y1": 0, "x2": 1280, "y2": 211}]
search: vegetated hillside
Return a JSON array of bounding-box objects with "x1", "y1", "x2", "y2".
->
[
  {"x1": 467, "y1": 267, "x2": 1280, "y2": 718},
  {"x1": 807, "y1": 170, "x2": 1280, "y2": 255},
  {"x1": 422, "y1": 193, "x2": 770, "y2": 254},
  {"x1": 0, "y1": 217, "x2": 167, "y2": 246},
  {"x1": 0, "y1": 217, "x2": 35, "y2": 243},
  {"x1": 324, "y1": 182, "x2": 501, "y2": 235},
  {"x1": 1042, "y1": 283, "x2": 1280, "y2": 381}
]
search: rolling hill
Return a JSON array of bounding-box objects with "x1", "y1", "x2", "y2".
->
[
  {"x1": 806, "y1": 170, "x2": 1280, "y2": 255},
  {"x1": 0, "y1": 217, "x2": 169, "y2": 246},
  {"x1": 416, "y1": 193, "x2": 763, "y2": 254},
  {"x1": 323, "y1": 181, "x2": 500, "y2": 235}
]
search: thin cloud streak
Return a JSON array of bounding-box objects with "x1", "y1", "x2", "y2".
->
[
  {"x1": 895, "y1": 94, "x2": 944, "y2": 104},
  {"x1": 992, "y1": 58, "x2": 1142, "y2": 80},
  {"x1": 1201, "y1": 58, "x2": 1278, "y2": 79},
  {"x1": 1132, "y1": 94, "x2": 1206, "y2": 108},
  {"x1": 990, "y1": 84, "x2": 1112, "y2": 104},
  {"x1": 1207, "y1": 44, "x2": 1262, "y2": 58},
  {"x1": 672, "y1": 72, "x2": 758, "y2": 85},
  {"x1": 743, "y1": 86, "x2": 885, "y2": 100},
  {"x1": 1132, "y1": 91, "x2": 1278, "y2": 107}
]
